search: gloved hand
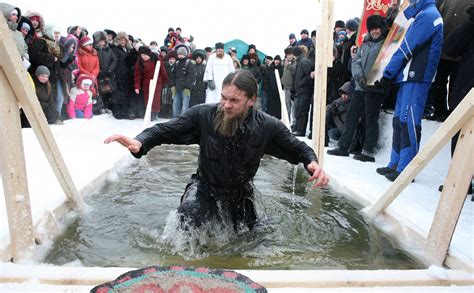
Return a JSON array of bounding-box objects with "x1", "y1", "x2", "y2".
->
[
  {"x1": 208, "y1": 80, "x2": 216, "y2": 90},
  {"x1": 374, "y1": 77, "x2": 391, "y2": 89},
  {"x1": 184, "y1": 88, "x2": 191, "y2": 97}
]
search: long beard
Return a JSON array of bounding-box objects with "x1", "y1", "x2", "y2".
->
[{"x1": 214, "y1": 106, "x2": 249, "y2": 137}]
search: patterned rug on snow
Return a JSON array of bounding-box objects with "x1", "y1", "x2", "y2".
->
[{"x1": 91, "y1": 265, "x2": 267, "y2": 292}]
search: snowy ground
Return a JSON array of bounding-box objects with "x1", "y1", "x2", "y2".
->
[{"x1": 0, "y1": 112, "x2": 473, "y2": 290}]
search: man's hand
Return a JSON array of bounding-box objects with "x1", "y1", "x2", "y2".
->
[
  {"x1": 104, "y1": 134, "x2": 142, "y2": 153},
  {"x1": 306, "y1": 161, "x2": 329, "y2": 188}
]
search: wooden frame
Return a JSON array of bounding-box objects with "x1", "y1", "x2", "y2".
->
[
  {"x1": 0, "y1": 17, "x2": 81, "y2": 262},
  {"x1": 366, "y1": 90, "x2": 474, "y2": 266},
  {"x1": 312, "y1": 0, "x2": 334, "y2": 168}
]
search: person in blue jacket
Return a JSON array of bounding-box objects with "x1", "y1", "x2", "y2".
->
[{"x1": 375, "y1": 0, "x2": 443, "y2": 181}]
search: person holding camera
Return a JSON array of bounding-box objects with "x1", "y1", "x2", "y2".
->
[
  {"x1": 325, "y1": 81, "x2": 352, "y2": 145},
  {"x1": 327, "y1": 15, "x2": 388, "y2": 162}
]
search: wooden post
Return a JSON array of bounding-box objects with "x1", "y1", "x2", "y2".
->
[
  {"x1": 0, "y1": 18, "x2": 82, "y2": 209},
  {"x1": 365, "y1": 90, "x2": 474, "y2": 218},
  {"x1": 0, "y1": 69, "x2": 35, "y2": 261},
  {"x1": 143, "y1": 61, "x2": 160, "y2": 129},
  {"x1": 275, "y1": 69, "x2": 290, "y2": 129},
  {"x1": 312, "y1": 0, "x2": 332, "y2": 167},
  {"x1": 425, "y1": 116, "x2": 473, "y2": 266}
]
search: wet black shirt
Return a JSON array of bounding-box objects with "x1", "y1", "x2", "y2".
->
[{"x1": 133, "y1": 104, "x2": 317, "y2": 188}]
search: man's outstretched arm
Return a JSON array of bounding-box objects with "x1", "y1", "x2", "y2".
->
[{"x1": 104, "y1": 135, "x2": 142, "y2": 154}]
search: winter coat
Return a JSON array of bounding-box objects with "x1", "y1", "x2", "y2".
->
[
  {"x1": 444, "y1": 18, "x2": 474, "y2": 109},
  {"x1": 134, "y1": 58, "x2": 169, "y2": 112},
  {"x1": 133, "y1": 104, "x2": 318, "y2": 188},
  {"x1": 352, "y1": 34, "x2": 385, "y2": 93},
  {"x1": 172, "y1": 57, "x2": 196, "y2": 91},
  {"x1": 33, "y1": 76, "x2": 60, "y2": 124},
  {"x1": 77, "y1": 46, "x2": 100, "y2": 80},
  {"x1": 203, "y1": 53, "x2": 235, "y2": 103},
  {"x1": 383, "y1": 0, "x2": 443, "y2": 84},
  {"x1": 266, "y1": 64, "x2": 284, "y2": 119},
  {"x1": 67, "y1": 86, "x2": 93, "y2": 119},
  {"x1": 281, "y1": 59, "x2": 296, "y2": 90},
  {"x1": 190, "y1": 62, "x2": 207, "y2": 107},
  {"x1": 438, "y1": 0, "x2": 474, "y2": 60},
  {"x1": 110, "y1": 44, "x2": 130, "y2": 102},
  {"x1": 341, "y1": 32, "x2": 357, "y2": 82},
  {"x1": 293, "y1": 54, "x2": 313, "y2": 95},
  {"x1": 0, "y1": 3, "x2": 28, "y2": 60}
]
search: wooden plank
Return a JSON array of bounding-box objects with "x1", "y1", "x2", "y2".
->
[
  {"x1": 0, "y1": 68, "x2": 35, "y2": 261},
  {"x1": 425, "y1": 117, "x2": 473, "y2": 266},
  {"x1": 1, "y1": 264, "x2": 473, "y2": 287},
  {"x1": 0, "y1": 18, "x2": 82, "y2": 208},
  {"x1": 366, "y1": 90, "x2": 474, "y2": 218},
  {"x1": 274, "y1": 69, "x2": 290, "y2": 129}
]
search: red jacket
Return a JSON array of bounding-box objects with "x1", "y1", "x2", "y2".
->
[
  {"x1": 77, "y1": 46, "x2": 100, "y2": 80},
  {"x1": 134, "y1": 58, "x2": 169, "y2": 112}
]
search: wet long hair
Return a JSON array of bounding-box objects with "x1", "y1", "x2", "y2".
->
[{"x1": 221, "y1": 70, "x2": 258, "y2": 100}]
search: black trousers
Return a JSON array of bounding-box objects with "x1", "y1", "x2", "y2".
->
[
  {"x1": 293, "y1": 93, "x2": 312, "y2": 133},
  {"x1": 338, "y1": 90, "x2": 383, "y2": 155},
  {"x1": 177, "y1": 175, "x2": 257, "y2": 231},
  {"x1": 426, "y1": 59, "x2": 459, "y2": 117}
]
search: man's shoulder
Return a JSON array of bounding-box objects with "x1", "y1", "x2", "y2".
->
[{"x1": 189, "y1": 103, "x2": 218, "y2": 115}]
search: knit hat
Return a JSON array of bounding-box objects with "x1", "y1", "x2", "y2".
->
[
  {"x1": 215, "y1": 42, "x2": 224, "y2": 50},
  {"x1": 300, "y1": 29, "x2": 309, "y2": 35},
  {"x1": 334, "y1": 20, "x2": 345, "y2": 29},
  {"x1": 80, "y1": 36, "x2": 93, "y2": 46},
  {"x1": 289, "y1": 33, "x2": 296, "y2": 40},
  {"x1": 265, "y1": 55, "x2": 273, "y2": 61},
  {"x1": 345, "y1": 19, "x2": 359, "y2": 32},
  {"x1": 177, "y1": 46, "x2": 187, "y2": 56},
  {"x1": 138, "y1": 46, "x2": 152, "y2": 56},
  {"x1": 21, "y1": 22, "x2": 30, "y2": 31},
  {"x1": 160, "y1": 46, "x2": 168, "y2": 53},
  {"x1": 274, "y1": 55, "x2": 281, "y2": 61},
  {"x1": 35, "y1": 65, "x2": 50, "y2": 77}
]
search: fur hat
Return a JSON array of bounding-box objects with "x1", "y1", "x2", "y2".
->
[
  {"x1": 345, "y1": 19, "x2": 359, "y2": 32},
  {"x1": 334, "y1": 20, "x2": 345, "y2": 29},
  {"x1": 35, "y1": 65, "x2": 50, "y2": 77},
  {"x1": 93, "y1": 31, "x2": 107, "y2": 42},
  {"x1": 63, "y1": 37, "x2": 77, "y2": 51},
  {"x1": 115, "y1": 31, "x2": 128, "y2": 41},
  {"x1": 240, "y1": 54, "x2": 250, "y2": 63},
  {"x1": 104, "y1": 29, "x2": 116, "y2": 39},
  {"x1": 366, "y1": 14, "x2": 387, "y2": 32},
  {"x1": 192, "y1": 49, "x2": 206, "y2": 60},
  {"x1": 215, "y1": 42, "x2": 224, "y2": 50},
  {"x1": 167, "y1": 50, "x2": 177, "y2": 59},
  {"x1": 76, "y1": 74, "x2": 94, "y2": 87},
  {"x1": 80, "y1": 36, "x2": 93, "y2": 46},
  {"x1": 138, "y1": 46, "x2": 152, "y2": 56}
]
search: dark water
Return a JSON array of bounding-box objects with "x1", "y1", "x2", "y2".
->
[{"x1": 44, "y1": 145, "x2": 422, "y2": 270}]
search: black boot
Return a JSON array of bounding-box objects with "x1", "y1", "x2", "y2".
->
[
  {"x1": 353, "y1": 153, "x2": 375, "y2": 162},
  {"x1": 385, "y1": 171, "x2": 400, "y2": 182},
  {"x1": 376, "y1": 167, "x2": 395, "y2": 176},
  {"x1": 327, "y1": 147, "x2": 349, "y2": 157}
]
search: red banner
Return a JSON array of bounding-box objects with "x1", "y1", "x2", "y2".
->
[{"x1": 356, "y1": 0, "x2": 393, "y2": 47}]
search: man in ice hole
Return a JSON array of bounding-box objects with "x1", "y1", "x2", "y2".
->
[{"x1": 105, "y1": 70, "x2": 328, "y2": 230}]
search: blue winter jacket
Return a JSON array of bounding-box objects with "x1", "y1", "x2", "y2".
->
[{"x1": 383, "y1": 0, "x2": 443, "y2": 83}]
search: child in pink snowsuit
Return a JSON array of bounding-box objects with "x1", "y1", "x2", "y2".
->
[{"x1": 67, "y1": 74, "x2": 93, "y2": 119}]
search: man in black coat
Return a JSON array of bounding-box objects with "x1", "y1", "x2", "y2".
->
[
  {"x1": 105, "y1": 70, "x2": 328, "y2": 230},
  {"x1": 292, "y1": 46, "x2": 314, "y2": 136}
]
